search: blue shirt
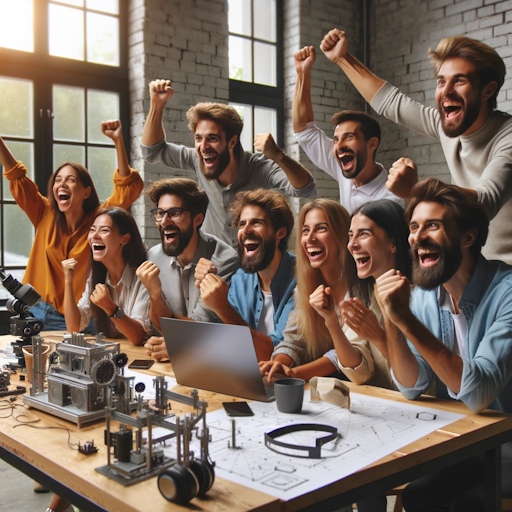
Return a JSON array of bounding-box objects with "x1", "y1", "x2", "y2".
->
[
  {"x1": 393, "y1": 255, "x2": 512, "y2": 414},
  {"x1": 228, "y1": 251, "x2": 296, "y2": 347}
]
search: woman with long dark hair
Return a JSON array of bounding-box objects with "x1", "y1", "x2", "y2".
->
[
  {"x1": 62, "y1": 207, "x2": 150, "y2": 344},
  {"x1": 0, "y1": 120, "x2": 143, "y2": 330},
  {"x1": 260, "y1": 199, "x2": 411, "y2": 389}
]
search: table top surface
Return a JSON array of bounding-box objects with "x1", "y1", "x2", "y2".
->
[{"x1": 1, "y1": 331, "x2": 511, "y2": 512}]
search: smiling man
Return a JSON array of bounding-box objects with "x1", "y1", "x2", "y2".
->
[
  {"x1": 136, "y1": 179, "x2": 239, "y2": 358},
  {"x1": 319, "y1": 30, "x2": 512, "y2": 264},
  {"x1": 292, "y1": 45, "x2": 407, "y2": 213},
  {"x1": 141, "y1": 79, "x2": 316, "y2": 248},
  {"x1": 196, "y1": 189, "x2": 296, "y2": 362},
  {"x1": 374, "y1": 178, "x2": 512, "y2": 511}
]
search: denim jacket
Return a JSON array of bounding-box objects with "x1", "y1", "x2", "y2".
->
[
  {"x1": 393, "y1": 255, "x2": 512, "y2": 413},
  {"x1": 228, "y1": 251, "x2": 296, "y2": 347}
]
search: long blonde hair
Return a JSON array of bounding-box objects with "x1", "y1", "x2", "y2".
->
[{"x1": 295, "y1": 199, "x2": 356, "y2": 360}]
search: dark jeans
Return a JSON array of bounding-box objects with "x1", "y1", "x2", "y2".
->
[
  {"x1": 402, "y1": 443, "x2": 512, "y2": 512},
  {"x1": 30, "y1": 300, "x2": 96, "y2": 334}
]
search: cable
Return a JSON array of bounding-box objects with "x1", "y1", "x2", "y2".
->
[{"x1": 13, "y1": 424, "x2": 79, "y2": 451}]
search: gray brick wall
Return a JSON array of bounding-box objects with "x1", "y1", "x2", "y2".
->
[{"x1": 369, "y1": 0, "x2": 512, "y2": 182}]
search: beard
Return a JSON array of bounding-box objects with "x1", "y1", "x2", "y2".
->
[
  {"x1": 437, "y1": 91, "x2": 481, "y2": 138},
  {"x1": 411, "y1": 239, "x2": 462, "y2": 290},
  {"x1": 337, "y1": 146, "x2": 368, "y2": 180},
  {"x1": 159, "y1": 222, "x2": 194, "y2": 257},
  {"x1": 238, "y1": 233, "x2": 277, "y2": 274},
  {"x1": 198, "y1": 145, "x2": 231, "y2": 181}
]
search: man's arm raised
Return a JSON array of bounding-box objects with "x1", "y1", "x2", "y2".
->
[
  {"x1": 141, "y1": 79, "x2": 174, "y2": 147},
  {"x1": 320, "y1": 28, "x2": 385, "y2": 104},
  {"x1": 292, "y1": 46, "x2": 316, "y2": 134}
]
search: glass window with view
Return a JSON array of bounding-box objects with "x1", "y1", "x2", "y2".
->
[{"x1": 0, "y1": 0, "x2": 120, "y2": 66}]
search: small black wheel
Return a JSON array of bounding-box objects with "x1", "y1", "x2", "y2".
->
[
  {"x1": 49, "y1": 352, "x2": 60, "y2": 365},
  {"x1": 114, "y1": 353, "x2": 129, "y2": 368},
  {"x1": 158, "y1": 464, "x2": 198, "y2": 504},
  {"x1": 190, "y1": 459, "x2": 215, "y2": 497},
  {"x1": 135, "y1": 382, "x2": 145, "y2": 394}
]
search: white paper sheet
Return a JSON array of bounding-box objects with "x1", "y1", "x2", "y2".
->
[
  {"x1": 124, "y1": 369, "x2": 177, "y2": 399},
  {"x1": 161, "y1": 390, "x2": 464, "y2": 500}
]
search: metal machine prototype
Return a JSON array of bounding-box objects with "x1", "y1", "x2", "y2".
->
[
  {"x1": 95, "y1": 374, "x2": 215, "y2": 504},
  {"x1": 24, "y1": 333, "x2": 136, "y2": 427}
]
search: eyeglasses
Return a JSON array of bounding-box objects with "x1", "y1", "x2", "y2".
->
[{"x1": 150, "y1": 207, "x2": 189, "y2": 222}]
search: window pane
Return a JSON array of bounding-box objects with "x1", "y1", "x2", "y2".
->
[
  {"x1": 0, "y1": 0, "x2": 33, "y2": 52},
  {"x1": 254, "y1": 42, "x2": 276, "y2": 86},
  {"x1": 49, "y1": 4, "x2": 84, "y2": 61},
  {"x1": 253, "y1": 0, "x2": 276, "y2": 42},
  {"x1": 228, "y1": 0, "x2": 251, "y2": 37},
  {"x1": 86, "y1": 12, "x2": 119, "y2": 66},
  {"x1": 230, "y1": 103, "x2": 252, "y2": 152},
  {"x1": 87, "y1": 90, "x2": 119, "y2": 143},
  {"x1": 4, "y1": 204, "x2": 33, "y2": 266},
  {"x1": 254, "y1": 107, "x2": 277, "y2": 141},
  {"x1": 53, "y1": 144, "x2": 85, "y2": 168},
  {"x1": 54, "y1": 0, "x2": 84, "y2": 6},
  {"x1": 229, "y1": 36, "x2": 252, "y2": 82},
  {"x1": 53, "y1": 85, "x2": 85, "y2": 142},
  {"x1": 3, "y1": 142, "x2": 34, "y2": 201},
  {"x1": 87, "y1": 147, "x2": 115, "y2": 201},
  {"x1": 86, "y1": 0, "x2": 118, "y2": 15},
  {"x1": 0, "y1": 77, "x2": 33, "y2": 138}
]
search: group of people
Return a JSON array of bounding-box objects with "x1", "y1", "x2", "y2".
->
[{"x1": 1, "y1": 27, "x2": 511, "y2": 512}]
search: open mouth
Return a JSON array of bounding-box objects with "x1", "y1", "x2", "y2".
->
[
  {"x1": 244, "y1": 240, "x2": 260, "y2": 256},
  {"x1": 58, "y1": 192, "x2": 70, "y2": 202},
  {"x1": 92, "y1": 243, "x2": 106, "y2": 254},
  {"x1": 443, "y1": 102, "x2": 462, "y2": 120},
  {"x1": 163, "y1": 230, "x2": 179, "y2": 243},
  {"x1": 417, "y1": 248, "x2": 440, "y2": 268},
  {"x1": 202, "y1": 153, "x2": 218, "y2": 168},
  {"x1": 306, "y1": 246, "x2": 325, "y2": 260},
  {"x1": 338, "y1": 152, "x2": 355, "y2": 171},
  {"x1": 353, "y1": 253, "x2": 370, "y2": 268}
]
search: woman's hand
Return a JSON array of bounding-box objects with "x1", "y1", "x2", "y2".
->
[
  {"x1": 90, "y1": 284, "x2": 117, "y2": 316},
  {"x1": 309, "y1": 284, "x2": 336, "y2": 322},
  {"x1": 101, "y1": 119, "x2": 122, "y2": 142},
  {"x1": 61, "y1": 258, "x2": 77, "y2": 283},
  {"x1": 144, "y1": 336, "x2": 169, "y2": 360},
  {"x1": 259, "y1": 360, "x2": 296, "y2": 383},
  {"x1": 340, "y1": 297, "x2": 386, "y2": 345}
]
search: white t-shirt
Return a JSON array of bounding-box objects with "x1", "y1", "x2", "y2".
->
[
  {"x1": 294, "y1": 122, "x2": 406, "y2": 214},
  {"x1": 256, "y1": 290, "x2": 275, "y2": 336},
  {"x1": 441, "y1": 291, "x2": 467, "y2": 357}
]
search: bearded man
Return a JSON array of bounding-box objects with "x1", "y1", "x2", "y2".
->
[
  {"x1": 375, "y1": 179, "x2": 512, "y2": 512},
  {"x1": 136, "y1": 179, "x2": 239, "y2": 359},
  {"x1": 195, "y1": 189, "x2": 296, "y2": 362},
  {"x1": 141, "y1": 79, "x2": 316, "y2": 249},
  {"x1": 319, "y1": 30, "x2": 512, "y2": 264}
]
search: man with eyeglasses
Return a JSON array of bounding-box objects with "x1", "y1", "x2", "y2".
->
[
  {"x1": 141, "y1": 79, "x2": 317, "y2": 248},
  {"x1": 136, "y1": 178, "x2": 238, "y2": 359}
]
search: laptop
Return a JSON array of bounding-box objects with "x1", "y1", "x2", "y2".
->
[{"x1": 160, "y1": 318, "x2": 275, "y2": 402}]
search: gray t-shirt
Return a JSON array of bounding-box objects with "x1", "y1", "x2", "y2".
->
[
  {"x1": 372, "y1": 82, "x2": 512, "y2": 264},
  {"x1": 148, "y1": 231, "x2": 239, "y2": 323},
  {"x1": 142, "y1": 140, "x2": 317, "y2": 247}
]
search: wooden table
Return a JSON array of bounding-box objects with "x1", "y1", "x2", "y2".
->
[{"x1": 0, "y1": 332, "x2": 510, "y2": 512}]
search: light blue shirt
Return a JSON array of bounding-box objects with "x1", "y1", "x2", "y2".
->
[
  {"x1": 228, "y1": 251, "x2": 296, "y2": 347},
  {"x1": 393, "y1": 255, "x2": 512, "y2": 414}
]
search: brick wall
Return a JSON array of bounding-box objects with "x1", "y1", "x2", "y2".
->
[{"x1": 369, "y1": 0, "x2": 512, "y2": 182}]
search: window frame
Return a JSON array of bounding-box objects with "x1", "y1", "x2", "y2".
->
[{"x1": 228, "y1": 0, "x2": 284, "y2": 147}]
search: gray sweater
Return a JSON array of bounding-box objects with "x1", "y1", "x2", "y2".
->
[{"x1": 372, "y1": 82, "x2": 512, "y2": 264}]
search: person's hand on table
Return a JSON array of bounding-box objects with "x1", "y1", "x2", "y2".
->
[
  {"x1": 144, "y1": 336, "x2": 169, "y2": 360},
  {"x1": 259, "y1": 360, "x2": 296, "y2": 383}
]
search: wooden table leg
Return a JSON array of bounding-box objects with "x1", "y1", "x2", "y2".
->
[{"x1": 484, "y1": 445, "x2": 501, "y2": 512}]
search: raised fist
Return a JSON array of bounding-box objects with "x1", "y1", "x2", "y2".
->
[
  {"x1": 101, "y1": 120, "x2": 122, "y2": 141},
  {"x1": 61, "y1": 258, "x2": 78, "y2": 281},
  {"x1": 294, "y1": 46, "x2": 316, "y2": 75},
  {"x1": 387, "y1": 157, "x2": 418, "y2": 200},
  {"x1": 320, "y1": 29, "x2": 348, "y2": 64},
  {"x1": 254, "y1": 133, "x2": 281, "y2": 161},
  {"x1": 149, "y1": 79, "x2": 174, "y2": 107}
]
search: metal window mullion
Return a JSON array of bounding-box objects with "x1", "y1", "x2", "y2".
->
[
  {"x1": 84, "y1": 88, "x2": 89, "y2": 169},
  {"x1": 251, "y1": 0, "x2": 255, "y2": 84}
]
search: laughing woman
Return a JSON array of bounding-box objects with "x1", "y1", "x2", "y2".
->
[
  {"x1": 62, "y1": 207, "x2": 151, "y2": 345},
  {"x1": 0, "y1": 120, "x2": 143, "y2": 330},
  {"x1": 260, "y1": 199, "x2": 411, "y2": 388}
]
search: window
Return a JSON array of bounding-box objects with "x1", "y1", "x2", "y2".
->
[
  {"x1": 228, "y1": 0, "x2": 283, "y2": 150},
  {"x1": 0, "y1": 0, "x2": 128, "y2": 296}
]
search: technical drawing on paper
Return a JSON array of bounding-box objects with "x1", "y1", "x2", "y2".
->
[{"x1": 160, "y1": 391, "x2": 464, "y2": 500}]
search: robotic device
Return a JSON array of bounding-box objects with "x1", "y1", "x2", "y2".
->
[
  {"x1": 95, "y1": 374, "x2": 215, "y2": 505},
  {"x1": 23, "y1": 333, "x2": 137, "y2": 427}
]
